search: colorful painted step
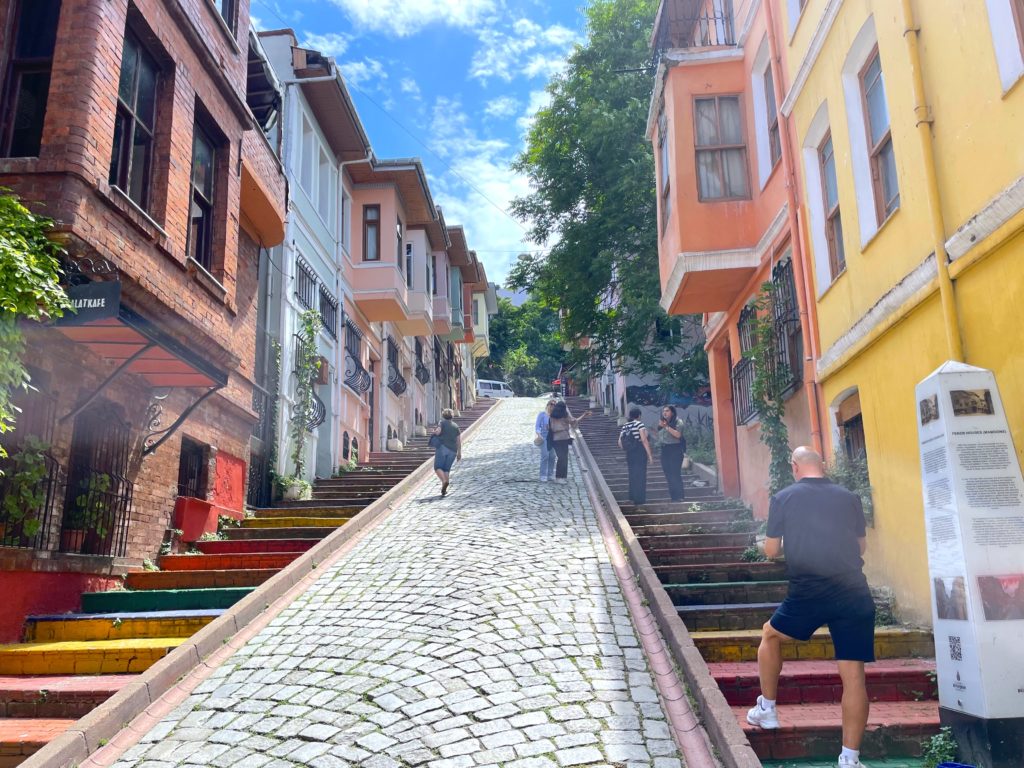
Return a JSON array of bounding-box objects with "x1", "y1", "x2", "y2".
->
[
  {"x1": 223, "y1": 526, "x2": 337, "y2": 540},
  {"x1": 653, "y1": 561, "x2": 788, "y2": 584},
  {"x1": 251, "y1": 506, "x2": 362, "y2": 518},
  {"x1": 692, "y1": 626, "x2": 936, "y2": 663},
  {"x1": 81, "y1": 587, "x2": 253, "y2": 613},
  {"x1": 762, "y1": 759, "x2": 928, "y2": 768},
  {"x1": 193, "y1": 539, "x2": 319, "y2": 554},
  {"x1": 0, "y1": 718, "x2": 76, "y2": 768},
  {"x1": 677, "y1": 601, "x2": 781, "y2": 631},
  {"x1": 24, "y1": 610, "x2": 222, "y2": 641},
  {"x1": 665, "y1": 580, "x2": 790, "y2": 606},
  {"x1": 240, "y1": 516, "x2": 352, "y2": 529},
  {"x1": 158, "y1": 552, "x2": 301, "y2": 571},
  {"x1": 737, "y1": 700, "x2": 940, "y2": 760},
  {"x1": 0, "y1": 638, "x2": 185, "y2": 675},
  {"x1": 0, "y1": 675, "x2": 131, "y2": 718},
  {"x1": 710, "y1": 659, "x2": 938, "y2": 705},
  {"x1": 125, "y1": 568, "x2": 279, "y2": 590}
]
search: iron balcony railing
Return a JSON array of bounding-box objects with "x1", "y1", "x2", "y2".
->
[
  {"x1": 247, "y1": 380, "x2": 277, "y2": 509},
  {"x1": 59, "y1": 466, "x2": 134, "y2": 557},
  {"x1": 415, "y1": 361, "x2": 431, "y2": 385},
  {"x1": 0, "y1": 452, "x2": 65, "y2": 551},
  {"x1": 653, "y1": 1, "x2": 736, "y2": 61},
  {"x1": 731, "y1": 356, "x2": 756, "y2": 426},
  {"x1": 388, "y1": 364, "x2": 408, "y2": 396}
]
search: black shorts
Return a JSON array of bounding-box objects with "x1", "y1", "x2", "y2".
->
[{"x1": 769, "y1": 584, "x2": 876, "y2": 662}]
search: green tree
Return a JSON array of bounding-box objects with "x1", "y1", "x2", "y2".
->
[
  {"x1": 508, "y1": 0, "x2": 706, "y2": 390},
  {"x1": 478, "y1": 297, "x2": 562, "y2": 383},
  {"x1": 0, "y1": 192, "x2": 71, "y2": 457}
]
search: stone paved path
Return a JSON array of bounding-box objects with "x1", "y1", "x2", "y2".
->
[{"x1": 112, "y1": 399, "x2": 684, "y2": 768}]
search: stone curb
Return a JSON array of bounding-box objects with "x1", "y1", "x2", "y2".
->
[
  {"x1": 572, "y1": 430, "x2": 763, "y2": 768},
  {"x1": 20, "y1": 401, "x2": 502, "y2": 768}
]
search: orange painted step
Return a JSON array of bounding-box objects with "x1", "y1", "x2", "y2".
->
[
  {"x1": 710, "y1": 659, "x2": 937, "y2": 706},
  {"x1": 735, "y1": 701, "x2": 940, "y2": 760},
  {"x1": 0, "y1": 718, "x2": 75, "y2": 767},
  {"x1": 157, "y1": 552, "x2": 301, "y2": 571},
  {"x1": 126, "y1": 568, "x2": 280, "y2": 590},
  {"x1": 0, "y1": 675, "x2": 130, "y2": 718},
  {"x1": 194, "y1": 539, "x2": 318, "y2": 554}
]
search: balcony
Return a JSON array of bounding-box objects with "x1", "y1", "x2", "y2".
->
[
  {"x1": 660, "y1": 248, "x2": 759, "y2": 315},
  {"x1": 446, "y1": 306, "x2": 466, "y2": 342},
  {"x1": 350, "y1": 261, "x2": 410, "y2": 323},
  {"x1": 432, "y1": 294, "x2": 452, "y2": 335},
  {"x1": 395, "y1": 289, "x2": 433, "y2": 336},
  {"x1": 652, "y1": 0, "x2": 738, "y2": 59}
]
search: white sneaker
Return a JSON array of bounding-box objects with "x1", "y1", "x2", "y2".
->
[
  {"x1": 555, "y1": 478, "x2": 568, "y2": 484},
  {"x1": 745, "y1": 696, "x2": 780, "y2": 729},
  {"x1": 838, "y1": 757, "x2": 864, "y2": 767}
]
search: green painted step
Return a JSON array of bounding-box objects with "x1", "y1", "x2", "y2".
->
[
  {"x1": 763, "y1": 760, "x2": 927, "y2": 768},
  {"x1": 81, "y1": 587, "x2": 254, "y2": 613}
]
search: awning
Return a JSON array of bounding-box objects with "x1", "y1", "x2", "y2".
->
[{"x1": 56, "y1": 304, "x2": 227, "y2": 389}]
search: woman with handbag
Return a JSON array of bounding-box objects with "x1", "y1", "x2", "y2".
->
[
  {"x1": 534, "y1": 399, "x2": 558, "y2": 481},
  {"x1": 656, "y1": 405, "x2": 687, "y2": 502},
  {"x1": 547, "y1": 401, "x2": 588, "y2": 484},
  {"x1": 619, "y1": 407, "x2": 653, "y2": 504},
  {"x1": 431, "y1": 409, "x2": 461, "y2": 497}
]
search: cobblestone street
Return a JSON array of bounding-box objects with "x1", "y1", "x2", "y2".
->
[{"x1": 111, "y1": 399, "x2": 683, "y2": 768}]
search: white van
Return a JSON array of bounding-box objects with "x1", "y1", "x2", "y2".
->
[{"x1": 476, "y1": 380, "x2": 515, "y2": 398}]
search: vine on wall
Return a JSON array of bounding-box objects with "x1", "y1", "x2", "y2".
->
[
  {"x1": 747, "y1": 282, "x2": 794, "y2": 495},
  {"x1": 288, "y1": 310, "x2": 321, "y2": 478}
]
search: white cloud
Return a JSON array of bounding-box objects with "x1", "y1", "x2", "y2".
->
[
  {"x1": 302, "y1": 32, "x2": 349, "y2": 58},
  {"x1": 339, "y1": 58, "x2": 387, "y2": 88},
  {"x1": 251, "y1": 14, "x2": 264, "y2": 31},
  {"x1": 516, "y1": 89, "x2": 551, "y2": 136},
  {"x1": 327, "y1": 0, "x2": 498, "y2": 37},
  {"x1": 424, "y1": 98, "x2": 536, "y2": 286},
  {"x1": 471, "y1": 18, "x2": 577, "y2": 83},
  {"x1": 400, "y1": 77, "x2": 421, "y2": 97},
  {"x1": 484, "y1": 96, "x2": 520, "y2": 118}
]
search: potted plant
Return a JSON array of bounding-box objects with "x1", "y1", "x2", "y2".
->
[
  {"x1": 276, "y1": 475, "x2": 311, "y2": 501},
  {"x1": 63, "y1": 471, "x2": 112, "y2": 553},
  {"x1": 1, "y1": 437, "x2": 50, "y2": 546}
]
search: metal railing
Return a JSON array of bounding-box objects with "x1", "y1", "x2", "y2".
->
[
  {"x1": 247, "y1": 380, "x2": 277, "y2": 509},
  {"x1": 415, "y1": 361, "x2": 431, "y2": 385},
  {"x1": 387, "y1": 364, "x2": 408, "y2": 396},
  {"x1": 731, "y1": 356, "x2": 756, "y2": 426},
  {"x1": 0, "y1": 453, "x2": 65, "y2": 551},
  {"x1": 59, "y1": 468, "x2": 134, "y2": 557},
  {"x1": 654, "y1": 1, "x2": 736, "y2": 58}
]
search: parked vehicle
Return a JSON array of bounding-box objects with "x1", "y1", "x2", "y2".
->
[{"x1": 476, "y1": 380, "x2": 515, "y2": 398}]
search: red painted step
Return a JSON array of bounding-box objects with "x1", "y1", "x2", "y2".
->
[
  {"x1": 193, "y1": 539, "x2": 318, "y2": 554},
  {"x1": 126, "y1": 568, "x2": 280, "y2": 590},
  {"x1": 0, "y1": 675, "x2": 131, "y2": 718},
  {"x1": 0, "y1": 718, "x2": 76, "y2": 766},
  {"x1": 710, "y1": 659, "x2": 938, "y2": 706},
  {"x1": 157, "y1": 552, "x2": 302, "y2": 571},
  {"x1": 735, "y1": 701, "x2": 939, "y2": 760}
]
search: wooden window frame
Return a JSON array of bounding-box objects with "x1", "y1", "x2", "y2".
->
[
  {"x1": 1012, "y1": 0, "x2": 1024, "y2": 56},
  {"x1": 0, "y1": 0, "x2": 61, "y2": 158},
  {"x1": 187, "y1": 120, "x2": 217, "y2": 272},
  {"x1": 859, "y1": 46, "x2": 899, "y2": 225},
  {"x1": 763, "y1": 65, "x2": 781, "y2": 170},
  {"x1": 693, "y1": 95, "x2": 751, "y2": 202},
  {"x1": 362, "y1": 204, "x2": 380, "y2": 262},
  {"x1": 817, "y1": 130, "x2": 846, "y2": 280},
  {"x1": 218, "y1": 0, "x2": 238, "y2": 34},
  {"x1": 109, "y1": 29, "x2": 160, "y2": 211}
]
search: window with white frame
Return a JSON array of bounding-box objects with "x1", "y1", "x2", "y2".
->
[
  {"x1": 658, "y1": 110, "x2": 670, "y2": 231},
  {"x1": 801, "y1": 103, "x2": 843, "y2": 293},
  {"x1": 984, "y1": 0, "x2": 1024, "y2": 90},
  {"x1": 300, "y1": 116, "x2": 314, "y2": 194},
  {"x1": 340, "y1": 188, "x2": 352, "y2": 253},
  {"x1": 841, "y1": 17, "x2": 897, "y2": 245},
  {"x1": 752, "y1": 41, "x2": 781, "y2": 187},
  {"x1": 819, "y1": 132, "x2": 845, "y2": 279},
  {"x1": 405, "y1": 243, "x2": 414, "y2": 289},
  {"x1": 317, "y1": 147, "x2": 331, "y2": 225}
]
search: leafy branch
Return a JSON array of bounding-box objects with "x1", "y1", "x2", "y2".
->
[{"x1": 288, "y1": 309, "x2": 321, "y2": 478}]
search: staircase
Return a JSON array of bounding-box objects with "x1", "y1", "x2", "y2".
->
[
  {"x1": 0, "y1": 400, "x2": 496, "y2": 766},
  {"x1": 567, "y1": 397, "x2": 939, "y2": 768}
]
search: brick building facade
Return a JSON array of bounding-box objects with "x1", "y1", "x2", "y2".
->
[{"x1": 0, "y1": 0, "x2": 286, "y2": 639}]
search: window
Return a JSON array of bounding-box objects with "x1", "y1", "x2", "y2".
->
[
  {"x1": 317, "y1": 148, "x2": 331, "y2": 225},
  {"x1": 406, "y1": 243, "x2": 414, "y2": 289},
  {"x1": 694, "y1": 96, "x2": 749, "y2": 201},
  {"x1": 771, "y1": 256, "x2": 803, "y2": 396},
  {"x1": 985, "y1": 0, "x2": 1024, "y2": 90},
  {"x1": 300, "y1": 117, "x2": 314, "y2": 194},
  {"x1": 109, "y1": 31, "x2": 159, "y2": 210},
  {"x1": 658, "y1": 111, "x2": 670, "y2": 230},
  {"x1": 342, "y1": 432, "x2": 350, "y2": 460},
  {"x1": 295, "y1": 257, "x2": 316, "y2": 310},
  {"x1": 396, "y1": 219, "x2": 404, "y2": 270},
  {"x1": 319, "y1": 285, "x2": 339, "y2": 339},
  {"x1": 763, "y1": 66, "x2": 782, "y2": 169},
  {"x1": 1, "y1": 0, "x2": 61, "y2": 157},
  {"x1": 177, "y1": 438, "x2": 207, "y2": 499},
  {"x1": 732, "y1": 306, "x2": 756, "y2": 425},
  {"x1": 187, "y1": 121, "x2": 217, "y2": 271},
  {"x1": 860, "y1": 48, "x2": 899, "y2": 223},
  {"x1": 363, "y1": 205, "x2": 380, "y2": 261},
  {"x1": 341, "y1": 188, "x2": 352, "y2": 253},
  {"x1": 432, "y1": 255, "x2": 439, "y2": 295},
  {"x1": 218, "y1": 0, "x2": 238, "y2": 33},
  {"x1": 818, "y1": 132, "x2": 845, "y2": 279},
  {"x1": 1013, "y1": 0, "x2": 1024, "y2": 57}
]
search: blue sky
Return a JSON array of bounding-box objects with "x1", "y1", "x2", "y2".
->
[{"x1": 250, "y1": 0, "x2": 589, "y2": 287}]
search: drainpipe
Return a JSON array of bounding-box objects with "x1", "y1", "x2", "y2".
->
[
  {"x1": 762, "y1": 0, "x2": 825, "y2": 453},
  {"x1": 899, "y1": 0, "x2": 965, "y2": 362}
]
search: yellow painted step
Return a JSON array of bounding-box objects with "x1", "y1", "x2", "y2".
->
[
  {"x1": 26, "y1": 615, "x2": 214, "y2": 642},
  {"x1": 240, "y1": 516, "x2": 352, "y2": 528},
  {"x1": 691, "y1": 626, "x2": 934, "y2": 663},
  {"x1": 0, "y1": 638, "x2": 186, "y2": 675}
]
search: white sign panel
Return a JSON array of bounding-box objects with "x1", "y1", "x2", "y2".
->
[{"x1": 916, "y1": 362, "x2": 1024, "y2": 719}]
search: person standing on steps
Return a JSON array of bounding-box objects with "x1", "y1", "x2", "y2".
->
[
  {"x1": 535, "y1": 398, "x2": 558, "y2": 482},
  {"x1": 431, "y1": 408, "x2": 462, "y2": 497},
  {"x1": 656, "y1": 405, "x2": 686, "y2": 502},
  {"x1": 618, "y1": 407, "x2": 653, "y2": 504},
  {"x1": 746, "y1": 446, "x2": 874, "y2": 768},
  {"x1": 547, "y1": 400, "x2": 588, "y2": 484}
]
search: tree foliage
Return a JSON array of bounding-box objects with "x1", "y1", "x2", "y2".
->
[
  {"x1": 749, "y1": 284, "x2": 794, "y2": 495},
  {"x1": 477, "y1": 297, "x2": 562, "y2": 396},
  {"x1": 0, "y1": 191, "x2": 71, "y2": 457},
  {"x1": 508, "y1": 0, "x2": 706, "y2": 388}
]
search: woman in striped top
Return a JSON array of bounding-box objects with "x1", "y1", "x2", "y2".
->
[{"x1": 618, "y1": 407, "x2": 653, "y2": 504}]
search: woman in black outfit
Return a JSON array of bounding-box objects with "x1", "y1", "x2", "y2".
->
[
  {"x1": 656, "y1": 405, "x2": 686, "y2": 502},
  {"x1": 618, "y1": 407, "x2": 653, "y2": 504}
]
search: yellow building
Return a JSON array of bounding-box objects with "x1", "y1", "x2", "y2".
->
[{"x1": 783, "y1": 0, "x2": 1024, "y2": 622}]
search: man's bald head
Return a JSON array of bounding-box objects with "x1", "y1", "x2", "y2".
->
[{"x1": 791, "y1": 446, "x2": 825, "y2": 479}]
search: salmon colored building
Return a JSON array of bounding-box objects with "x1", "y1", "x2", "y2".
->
[{"x1": 650, "y1": 0, "x2": 822, "y2": 517}]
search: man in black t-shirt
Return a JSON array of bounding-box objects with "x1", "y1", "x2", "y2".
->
[{"x1": 746, "y1": 447, "x2": 874, "y2": 768}]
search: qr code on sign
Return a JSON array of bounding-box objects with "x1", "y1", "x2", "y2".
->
[{"x1": 949, "y1": 635, "x2": 962, "y2": 661}]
